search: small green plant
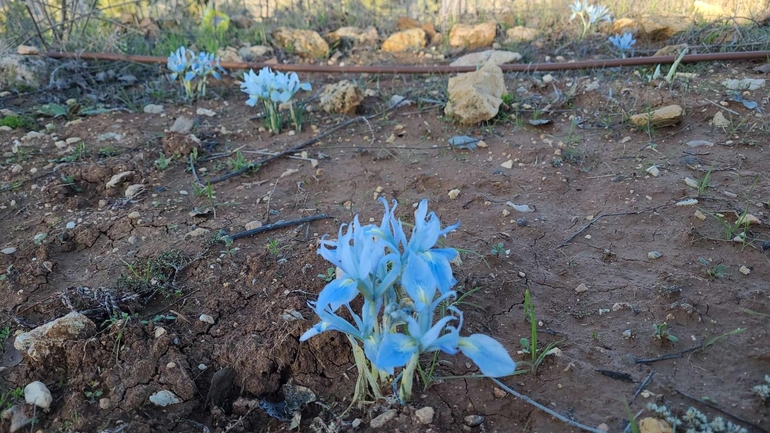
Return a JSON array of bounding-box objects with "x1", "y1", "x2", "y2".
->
[
  {"x1": 0, "y1": 387, "x2": 23, "y2": 410},
  {"x1": 490, "y1": 242, "x2": 507, "y2": 257},
  {"x1": 697, "y1": 168, "x2": 712, "y2": 196},
  {"x1": 0, "y1": 326, "x2": 10, "y2": 345},
  {"x1": 193, "y1": 182, "x2": 215, "y2": 203},
  {"x1": 698, "y1": 257, "x2": 728, "y2": 279},
  {"x1": 501, "y1": 93, "x2": 514, "y2": 105},
  {"x1": 288, "y1": 102, "x2": 306, "y2": 132},
  {"x1": 154, "y1": 152, "x2": 172, "y2": 170},
  {"x1": 219, "y1": 235, "x2": 239, "y2": 257},
  {"x1": 98, "y1": 146, "x2": 120, "y2": 157},
  {"x1": 753, "y1": 374, "x2": 770, "y2": 402},
  {"x1": 519, "y1": 290, "x2": 562, "y2": 374},
  {"x1": 652, "y1": 322, "x2": 678, "y2": 343},
  {"x1": 61, "y1": 174, "x2": 83, "y2": 193},
  {"x1": 228, "y1": 150, "x2": 248, "y2": 171},
  {"x1": 0, "y1": 115, "x2": 37, "y2": 130},
  {"x1": 84, "y1": 380, "x2": 103, "y2": 402},
  {"x1": 59, "y1": 141, "x2": 90, "y2": 163},
  {"x1": 266, "y1": 239, "x2": 281, "y2": 256},
  {"x1": 317, "y1": 267, "x2": 336, "y2": 282}
]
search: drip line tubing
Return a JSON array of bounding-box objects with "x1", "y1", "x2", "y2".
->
[{"x1": 36, "y1": 50, "x2": 770, "y2": 73}]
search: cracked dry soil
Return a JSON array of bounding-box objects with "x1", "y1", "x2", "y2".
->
[{"x1": 1, "y1": 67, "x2": 770, "y2": 432}]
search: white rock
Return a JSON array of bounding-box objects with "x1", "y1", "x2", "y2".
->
[
  {"x1": 542, "y1": 74, "x2": 554, "y2": 84},
  {"x1": 24, "y1": 381, "x2": 52, "y2": 409},
  {"x1": 722, "y1": 78, "x2": 764, "y2": 90},
  {"x1": 124, "y1": 184, "x2": 146, "y2": 198},
  {"x1": 106, "y1": 171, "x2": 134, "y2": 189},
  {"x1": 186, "y1": 227, "x2": 210, "y2": 238},
  {"x1": 711, "y1": 111, "x2": 730, "y2": 127},
  {"x1": 1, "y1": 247, "x2": 17, "y2": 255},
  {"x1": 575, "y1": 283, "x2": 589, "y2": 293},
  {"x1": 65, "y1": 137, "x2": 81, "y2": 144},
  {"x1": 449, "y1": 50, "x2": 522, "y2": 67},
  {"x1": 143, "y1": 104, "x2": 165, "y2": 114},
  {"x1": 170, "y1": 116, "x2": 194, "y2": 134},
  {"x1": 415, "y1": 406, "x2": 435, "y2": 425},
  {"x1": 694, "y1": 210, "x2": 707, "y2": 220},
  {"x1": 99, "y1": 398, "x2": 111, "y2": 410},
  {"x1": 149, "y1": 390, "x2": 181, "y2": 407},
  {"x1": 198, "y1": 363, "x2": 208, "y2": 371},
  {"x1": 199, "y1": 314, "x2": 215, "y2": 324},
  {"x1": 245, "y1": 221, "x2": 263, "y2": 231},
  {"x1": 370, "y1": 409, "x2": 397, "y2": 428},
  {"x1": 445, "y1": 61, "x2": 506, "y2": 125},
  {"x1": 506, "y1": 202, "x2": 534, "y2": 212},
  {"x1": 448, "y1": 189, "x2": 461, "y2": 199},
  {"x1": 501, "y1": 159, "x2": 514, "y2": 169},
  {"x1": 676, "y1": 198, "x2": 698, "y2": 206},
  {"x1": 127, "y1": 211, "x2": 141, "y2": 219},
  {"x1": 14, "y1": 312, "x2": 95, "y2": 361},
  {"x1": 65, "y1": 221, "x2": 76, "y2": 229},
  {"x1": 646, "y1": 165, "x2": 659, "y2": 177},
  {"x1": 648, "y1": 251, "x2": 662, "y2": 259},
  {"x1": 196, "y1": 107, "x2": 216, "y2": 117},
  {"x1": 154, "y1": 327, "x2": 167, "y2": 338},
  {"x1": 739, "y1": 265, "x2": 750, "y2": 275}
]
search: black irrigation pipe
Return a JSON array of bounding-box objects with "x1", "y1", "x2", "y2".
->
[{"x1": 221, "y1": 214, "x2": 332, "y2": 242}]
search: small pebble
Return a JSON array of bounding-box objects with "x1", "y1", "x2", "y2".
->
[
  {"x1": 575, "y1": 283, "x2": 589, "y2": 293},
  {"x1": 464, "y1": 415, "x2": 484, "y2": 427},
  {"x1": 516, "y1": 218, "x2": 528, "y2": 227},
  {"x1": 622, "y1": 329, "x2": 632, "y2": 339},
  {"x1": 648, "y1": 251, "x2": 662, "y2": 260},
  {"x1": 414, "y1": 406, "x2": 435, "y2": 425},
  {"x1": 762, "y1": 240, "x2": 770, "y2": 251},
  {"x1": 99, "y1": 398, "x2": 111, "y2": 410},
  {"x1": 370, "y1": 409, "x2": 397, "y2": 428},
  {"x1": 166, "y1": 362, "x2": 176, "y2": 369},
  {"x1": 179, "y1": 190, "x2": 189, "y2": 195},
  {"x1": 351, "y1": 419, "x2": 362, "y2": 428},
  {"x1": 739, "y1": 265, "x2": 750, "y2": 275},
  {"x1": 199, "y1": 314, "x2": 215, "y2": 324},
  {"x1": 492, "y1": 388, "x2": 506, "y2": 399},
  {"x1": 154, "y1": 327, "x2": 167, "y2": 338},
  {"x1": 1, "y1": 247, "x2": 17, "y2": 255},
  {"x1": 198, "y1": 363, "x2": 208, "y2": 371},
  {"x1": 127, "y1": 211, "x2": 140, "y2": 219},
  {"x1": 245, "y1": 221, "x2": 263, "y2": 231},
  {"x1": 448, "y1": 189, "x2": 460, "y2": 200},
  {"x1": 65, "y1": 221, "x2": 76, "y2": 229},
  {"x1": 694, "y1": 210, "x2": 706, "y2": 221}
]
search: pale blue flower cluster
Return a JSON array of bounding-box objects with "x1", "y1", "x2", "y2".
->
[
  {"x1": 608, "y1": 32, "x2": 636, "y2": 58},
  {"x1": 569, "y1": 0, "x2": 612, "y2": 38},
  {"x1": 240, "y1": 67, "x2": 311, "y2": 133},
  {"x1": 301, "y1": 198, "x2": 516, "y2": 400},
  {"x1": 166, "y1": 46, "x2": 225, "y2": 100}
]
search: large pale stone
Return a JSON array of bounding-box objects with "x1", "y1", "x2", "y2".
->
[
  {"x1": 612, "y1": 18, "x2": 641, "y2": 35},
  {"x1": 273, "y1": 27, "x2": 329, "y2": 58},
  {"x1": 319, "y1": 80, "x2": 364, "y2": 116},
  {"x1": 639, "y1": 417, "x2": 672, "y2": 433},
  {"x1": 17, "y1": 45, "x2": 39, "y2": 55},
  {"x1": 445, "y1": 61, "x2": 506, "y2": 125},
  {"x1": 450, "y1": 49, "x2": 521, "y2": 67},
  {"x1": 639, "y1": 15, "x2": 692, "y2": 40},
  {"x1": 381, "y1": 28, "x2": 427, "y2": 53},
  {"x1": 505, "y1": 26, "x2": 539, "y2": 43},
  {"x1": 0, "y1": 55, "x2": 55, "y2": 91},
  {"x1": 14, "y1": 312, "x2": 96, "y2": 361},
  {"x1": 449, "y1": 21, "x2": 497, "y2": 49},
  {"x1": 327, "y1": 26, "x2": 379, "y2": 46},
  {"x1": 237, "y1": 45, "x2": 273, "y2": 61},
  {"x1": 629, "y1": 105, "x2": 684, "y2": 128}
]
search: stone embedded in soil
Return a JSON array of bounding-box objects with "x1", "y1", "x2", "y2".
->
[
  {"x1": 127, "y1": 211, "x2": 141, "y2": 219},
  {"x1": 1, "y1": 405, "x2": 33, "y2": 433},
  {"x1": 686, "y1": 140, "x2": 713, "y2": 147},
  {"x1": 370, "y1": 409, "x2": 398, "y2": 428},
  {"x1": 244, "y1": 221, "x2": 263, "y2": 231},
  {"x1": 65, "y1": 137, "x2": 81, "y2": 144},
  {"x1": 739, "y1": 265, "x2": 750, "y2": 275},
  {"x1": 237, "y1": 45, "x2": 273, "y2": 62},
  {"x1": 445, "y1": 61, "x2": 506, "y2": 125},
  {"x1": 143, "y1": 104, "x2": 165, "y2": 114},
  {"x1": 196, "y1": 107, "x2": 216, "y2": 117},
  {"x1": 24, "y1": 382, "x2": 52, "y2": 409},
  {"x1": 65, "y1": 221, "x2": 75, "y2": 229},
  {"x1": 326, "y1": 26, "x2": 379, "y2": 47},
  {"x1": 575, "y1": 283, "x2": 589, "y2": 293},
  {"x1": 448, "y1": 189, "x2": 461, "y2": 199},
  {"x1": 272, "y1": 27, "x2": 329, "y2": 59},
  {"x1": 17, "y1": 45, "x2": 39, "y2": 55},
  {"x1": 1, "y1": 247, "x2": 16, "y2": 255},
  {"x1": 450, "y1": 50, "x2": 522, "y2": 68},
  {"x1": 711, "y1": 111, "x2": 730, "y2": 127},
  {"x1": 106, "y1": 171, "x2": 134, "y2": 189},
  {"x1": 381, "y1": 28, "x2": 427, "y2": 53},
  {"x1": 648, "y1": 251, "x2": 662, "y2": 260},
  {"x1": 414, "y1": 406, "x2": 435, "y2": 425},
  {"x1": 639, "y1": 417, "x2": 672, "y2": 433},
  {"x1": 14, "y1": 312, "x2": 95, "y2": 362},
  {"x1": 722, "y1": 78, "x2": 765, "y2": 91},
  {"x1": 149, "y1": 390, "x2": 181, "y2": 407},
  {"x1": 199, "y1": 314, "x2": 215, "y2": 324},
  {"x1": 319, "y1": 80, "x2": 364, "y2": 116},
  {"x1": 99, "y1": 398, "x2": 111, "y2": 410},
  {"x1": 629, "y1": 105, "x2": 683, "y2": 128},
  {"x1": 124, "y1": 184, "x2": 146, "y2": 199},
  {"x1": 154, "y1": 327, "x2": 167, "y2": 338},
  {"x1": 170, "y1": 116, "x2": 194, "y2": 134},
  {"x1": 464, "y1": 414, "x2": 485, "y2": 427},
  {"x1": 505, "y1": 26, "x2": 538, "y2": 43},
  {"x1": 448, "y1": 21, "x2": 496, "y2": 49}
]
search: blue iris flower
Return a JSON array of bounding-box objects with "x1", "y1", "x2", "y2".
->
[
  {"x1": 240, "y1": 67, "x2": 312, "y2": 105},
  {"x1": 609, "y1": 32, "x2": 636, "y2": 57},
  {"x1": 167, "y1": 46, "x2": 190, "y2": 82}
]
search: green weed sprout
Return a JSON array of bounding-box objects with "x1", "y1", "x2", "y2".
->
[{"x1": 652, "y1": 322, "x2": 678, "y2": 343}]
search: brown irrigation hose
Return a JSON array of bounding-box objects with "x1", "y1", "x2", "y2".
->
[{"x1": 39, "y1": 50, "x2": 770, "y2": 73}]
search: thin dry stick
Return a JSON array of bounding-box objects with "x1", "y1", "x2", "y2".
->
[
  {"x1": 207, "y1": 102, "x2": 403, "y2": 185},
  {"x1": 491, "y1": 378, "x2": 605, "y2": 433},
  {"x1": 558, "y1": 205, "x2": 668, "y2": 248}
]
